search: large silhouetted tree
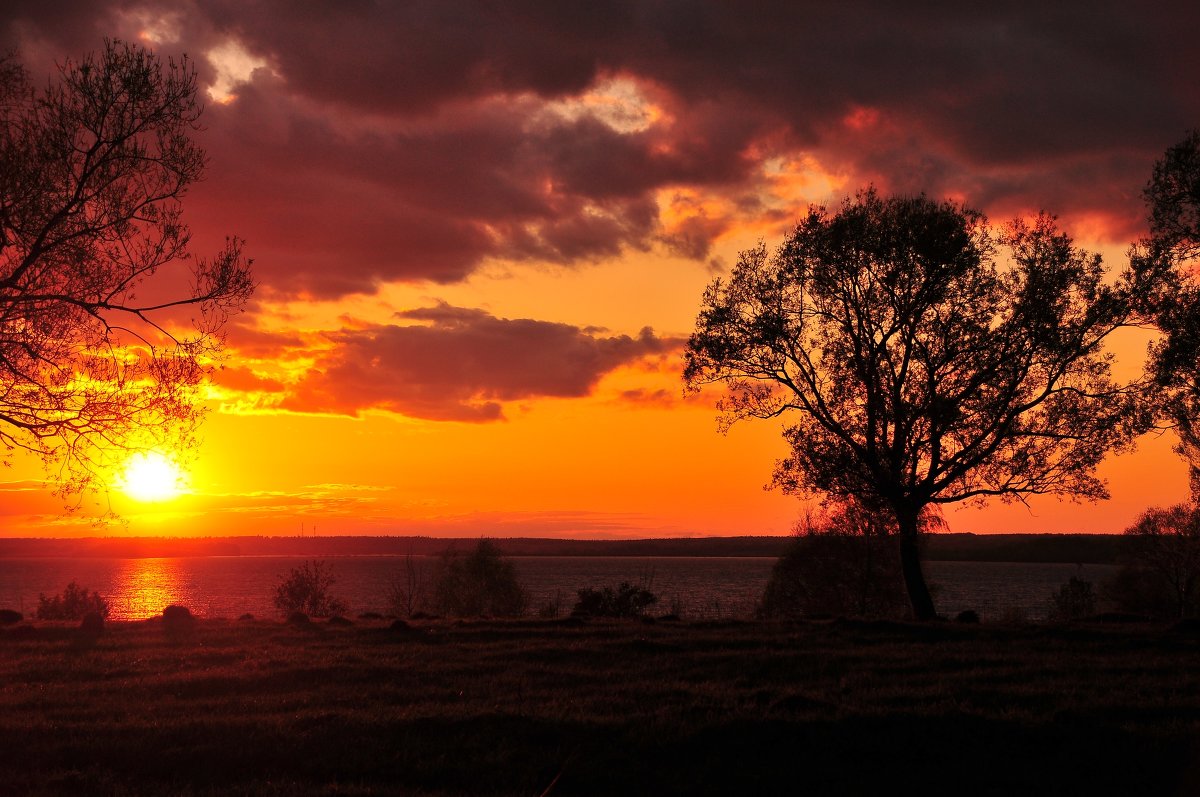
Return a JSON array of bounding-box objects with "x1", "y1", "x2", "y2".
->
[
  {"x1": 685, "y1": 190, "x2": 1153, "y2": 620},
  {"x1": 0, "y1": 41, "x2": 252, "y2": 497},
  {"x1": 1144, "y1": 130, "x2": 1200, "y2": 491},
  {"x1": 1146, "y1": 129, "x2": 1200, "y2": 261}
]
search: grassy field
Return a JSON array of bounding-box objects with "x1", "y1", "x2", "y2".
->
[{"x1": 2, "y1": 616, "x2": 1199, "y2": 795}]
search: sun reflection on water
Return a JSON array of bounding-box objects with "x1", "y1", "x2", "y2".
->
[{"x1": 109, "y1": 558, "x2": 193, "y2": 620}]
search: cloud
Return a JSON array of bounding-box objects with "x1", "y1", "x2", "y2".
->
[
  {"x1": 255, "y1": 303, "x2": 678, "y2": 421},
  {"x1": 2, "y1": 0, "x2": 1196, "y2": 303}
]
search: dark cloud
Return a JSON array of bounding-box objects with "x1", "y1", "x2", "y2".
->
[
  {"x1": 184, "y1": 67, "x2": 752, "y2": 294},
  {"x1": 202, "y1": 0, "x2": 620, "y2": 114},
  {"x1": 279, "y1": 303, "x2": 677, "y2": 421},
  {"x1": 2, "y1": 1, "x2": 1196, "y2": 298}
]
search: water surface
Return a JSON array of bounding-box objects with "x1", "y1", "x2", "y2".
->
[{"x1": 0, "y1": 555, "x2": 1116, "y2": 622}]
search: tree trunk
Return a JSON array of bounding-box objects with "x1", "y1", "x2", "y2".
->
[{"x1": 897, "y1": 508, "x2": 937, "y2": 621}]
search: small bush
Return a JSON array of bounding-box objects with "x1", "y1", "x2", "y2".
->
[
  {"x1": 1107, "y1": 503, "x2": 1200, "y2": 619},
  {"x1": 537, "y1": 590, "x2": 565, "y2": 619},
  {"x1": 286, "y1": 611, "x2": 312, "y2": 627},
  {"x1": 163, "y1": 605, "x2": 196, "y2": 628},
  {"x1": 273, "y1": 560, "x2": 347, "y2": 618},
  {"x1": 432, "y1": 539, "x2": 527, "y2": 617},
  {"x1": 0, "y1": 609, "x2": 22, "y2": 625},
  {"x1": 1101, "y1": 566, "x2": 1178, "y2": 619},
  {"x1": 572, "y1": 582, "x2": 658, "y2": 618},
  {"x1": 1049, "y1": 576, "x2": 1096, "y2": 621},
  {"x1": 955, "y1": 610, "x2": 980, "y2": 624},
  {"x1": 759, "y1": 502, "x2": 908, "y2": 620},
  {"x1": 36, "y1": 582, "x2": 110, "y2": 621}
]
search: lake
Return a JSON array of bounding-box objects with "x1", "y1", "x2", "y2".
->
[{"x1": 0, "y1": 555, "x2": 1118, "y2": 622}]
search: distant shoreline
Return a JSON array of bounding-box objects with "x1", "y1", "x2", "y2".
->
[{"x1": 0, "y1": 532, "x2": 1127, "y2": 564}]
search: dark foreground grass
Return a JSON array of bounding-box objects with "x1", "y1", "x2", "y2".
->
[{"x1": 2, "y1": 617, "x2": 1199, "y2": 795}]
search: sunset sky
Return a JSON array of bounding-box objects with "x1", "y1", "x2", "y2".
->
[{"x1": 1, "y1": 2, "x2": 1198, "y2": 538}]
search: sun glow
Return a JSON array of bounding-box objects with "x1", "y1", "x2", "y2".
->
[
  {"x1": 205, "y1": 39, "x2": 268, "y2": 104},
  {"x1": 120, "y1": 452, "x2": 186, "y2": 502}
]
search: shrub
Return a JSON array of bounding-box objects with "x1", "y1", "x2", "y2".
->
[
  {"x1": 1101, "y1": 566, "x2": 1178, "y2": 619},
  {"x1": 286, "y1": 611, "x2": 312, "y2": 627},
  {"x1": 36, "y1": 581, "x2": 110, "y2": 620},
  {"x1": 0, "y1": 609, "x2": 21, "y2": 625},
  {"x1": 432, "y1": 539, "x2": 527, "y2": 617},
  {"x1": 759, "y1": 502, "x2": 908, "y2": 620},
  {"x1": 273, "y1": 560, "x2": 347, "y2": 618},
  {"x1": 162, "y1": 605, "x2": 196, "y2": 628},
  {"x1": 387, "y1": 553, "x2": 429, "y2": 618},
  {"x1": 537, "y1": 591, "x2": 564, "y2": 619},
  {"x1": 572, "y1": 582, "x2": 658, "y2": 618},
  {"x1": 1105, "y1": 504, "x2": 1200, "y2": 619},
  {"x1": 1049, "y1": 576, "x2": 1096, "y2": 621}
]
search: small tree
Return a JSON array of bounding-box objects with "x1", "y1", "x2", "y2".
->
[
  {"x1": 686, "y1": 189, "x2": 1155, "y2": 619},
  {"x1": 1108, "y1": 503, "x2": 1200, "y2": 619},
  {"x1": 759, "y1": 501, "x2": 909, "y2": 619},
  {"x1": 274, "y1": 560, "x2": 347, "y2": 618},
  {"x1": 1049, "y1": 576, "x2": 1097, "y2": 621},
  {"x1": 0, "y1": 41, "x2": 252, "y2": 497},
  {"x1": 387, "y1": 553, "x2": 429, "y2": 618},
  {"x1": 433, "y1": 539, "x2": 527, "y2": 617},
  {"x1": 36, "y1": 581, "x2": 109, "y2": 620}
]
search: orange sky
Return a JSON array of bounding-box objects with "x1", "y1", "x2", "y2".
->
[{"x1": 0, "y1": 3, "x2": 1196, "y2": 538}]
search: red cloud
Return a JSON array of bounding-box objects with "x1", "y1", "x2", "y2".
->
[{"x1": 276, "y1": 303, "x2": 680, "y2": 421}]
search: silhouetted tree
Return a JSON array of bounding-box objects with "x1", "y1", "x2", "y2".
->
[
  {"x1": 686, "y1": 189, "x2": 1154, "y2": 619},
  {"x1": 0, "y1": 40, "x2": 253, "y2": 497},
  {"x1": 387, "y1": 553, "x2": 429, "y2": 618},
  {"x1": 1107, "y1": 503, "x2": 1200, "y2": 619},
  {"x1": 1048, "y1": 575, "x2": 1096, "y2": 621},
  {"x1": 274, "y1": 560, "x2": 347, "y2": 617},
  {"x1": 1146, "y1": 129, "x2": 1200, "y2": 261},
  {"x1": 433, "y1": 539, "x2": 527, "y2": 617},
  {"x1": 1143, "y1": 131, "x2": 1200, "y2": 491},
  {"x1": 759, "y1": 500, "x2": 909, "y2": 619},
  {"x1": 36, "y1": 581, "x2": 109, "y2": 620}
]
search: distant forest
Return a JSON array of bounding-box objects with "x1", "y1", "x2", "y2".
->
[{"x1": 0, "y1": 533, "x2": 1126, "y2": 564}]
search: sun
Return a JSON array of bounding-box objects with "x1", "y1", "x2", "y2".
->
[{"x1": 120, "y1": 452, "x2": 186, "y2": 502}]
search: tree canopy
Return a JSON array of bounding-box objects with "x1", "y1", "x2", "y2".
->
[
  {"x1": 685, "y1": 189, "x2": 1154, "y2": 619},
  {"x1": 0, "y1": 40, "x2": 252, "y2": 497},
  {"x1": 1144, "y1": 130, "x2": 1200, "y2": 491},
  {"x1": 1146, "y1": 129, "x2": 1200, "y2": 262}
]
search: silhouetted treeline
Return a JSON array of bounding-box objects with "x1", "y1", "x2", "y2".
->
[{"x1": 0, "y1": 533, "x2": 1127, "y2": 563}]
